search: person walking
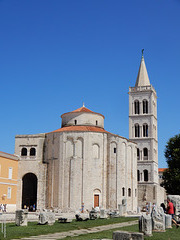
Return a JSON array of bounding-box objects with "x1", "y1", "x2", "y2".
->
[{"x1": 167, "y1": 197, "x2": 179, "y2": 228}]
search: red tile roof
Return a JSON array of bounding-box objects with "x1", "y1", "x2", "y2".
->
[
  {"x1": 47, "y1": 126, "x2": 135, "y2": 144},
  {"x1": 61, "y1": 107, "x2": 105, "y2": 119},
  {"x1": 72, "y1": 107, "x2": 94, "y2": 113},
  {"x1": 48, "y1": 126, "x2": 109, "y2": 134},
  {"x1": 158, "y1": 168, "x2": 168, "y2": 172}
]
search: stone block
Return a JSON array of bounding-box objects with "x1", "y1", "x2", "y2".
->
[
  {"x1": 38, "y1": 212, "x2": 48, "y2": 225},
  {"x1": 131, "y1": 232, "x2": 144, "y2": 240},
  {"x1": 151, "y1": 207, "x2": 165, "y2": 232},
  {"x1": 118, "y1": 204, "x2": 123, "y2": 216},
  {"x1": 113, "y1": 230, "x2": 144, "y2": 240},
  {"x1": 113, "y1": 231, "x2": 131, "y2": 240},
  {"x1": 15, "y1": 209, "x2": 28, "y2": 226},
  {"x1": 139, "y1": 214, "x2": 152, "y2": 236},
  {"x1": 47, "y1": 212, "x2": 55, "y2": 225},
  {"x1": 100, "y1": 209, "x2": 108, "y2": 219},
  {"x1": 165, "y1": 214, "x2": 172, "y2": 229}
]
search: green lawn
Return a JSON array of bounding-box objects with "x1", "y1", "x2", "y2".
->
[
  {"x1": 1, "y1": 217, "x2": 179, "y2": 240},
  {"x1": 0, "y1": 217, "x2": 136, "y2": 240},
  {"x1": 63, "y1": 224, "x2": 180, "y2": 240}
]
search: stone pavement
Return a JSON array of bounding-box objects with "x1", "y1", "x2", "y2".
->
[{"x1": 11, "y1": 220, "x2": 138, "y2": 240}]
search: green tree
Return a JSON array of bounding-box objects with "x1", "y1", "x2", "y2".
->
[{"x1": 161, "y1": 133, "x2": 180, "y2": 194}]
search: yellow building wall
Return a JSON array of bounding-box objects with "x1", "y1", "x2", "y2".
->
[{"x1": 0, "y1": 152, "x2": 18, "y2": 211}]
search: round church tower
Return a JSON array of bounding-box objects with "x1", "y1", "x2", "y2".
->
[{"x1": 61, "y1": 105, "x2": 105, "y2": 129}]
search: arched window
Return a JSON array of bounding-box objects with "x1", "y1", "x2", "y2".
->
[
  {"x1": 143, "y1": 100, "x2": 148, "y2": 114},
  {"x1": 122, "y1": 187, "x2": 125, "y2": 196},
  {"x1": 74, "y1": 120, "x2": 77, "y2": 125},
  {"x1": 30, "y1": 148, "x2": 36, "y2": 156},
  {"x1": 143, "y1": 124, "x2": 148, "y2": 137},
  {"x1": 144, "y1": 169, "x2": 148, "y2": 181},
  {"x1": 137, "y1": 170, "x2": 140, "y2": 181},
  {"x1": 143, "y1": 148, "x2": 148, "y2": 160},
  {"x1": 135, "y1": 124, "x2": 140, "y2": 137},
  {"x1": 128, "y1": 188, "x2": 131, "y2": 197},
  {"x1": 21, "y1": 148, "x2": 27, "y2": 156},
  {"x1": 93, "y1": 144, "x2": 100, "y2": 159},
  {"x1": 96, "y1": 120, "x2": 98, "y2": 126},
  {"x1": 134, "y1": 100, "x2": 140, "y2": 114},
  {"x1": 137, "y1": 148, "x2": 140, "y2": 160}
]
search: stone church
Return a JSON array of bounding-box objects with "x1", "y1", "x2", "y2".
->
[{"x1": 15, "y1": 54, "x2": 164, "y2": 212}]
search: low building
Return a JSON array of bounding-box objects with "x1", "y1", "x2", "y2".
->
[
  {"x1": 0, "y1": 151, "x2": 19, "y2": 212},
  {"x1": 158, "y1": 168, "x2": 167, "y2": 184}
]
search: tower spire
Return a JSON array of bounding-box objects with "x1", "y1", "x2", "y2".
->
[{"x1": 135, "y1": 50, "x2": 150, "y2": 87}]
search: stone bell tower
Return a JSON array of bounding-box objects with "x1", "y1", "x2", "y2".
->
[{"x1": 128, "y1": 51, "x2": 163, "y2": 207}]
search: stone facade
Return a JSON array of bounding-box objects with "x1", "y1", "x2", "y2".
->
[
  {"x1": 129, "y1": 55, "x2": 165, "y2": 207},
  {"x1": 15, "y1": 134, "x2": 47, "y2": 210},
  {"x1": 15, "y1": 106, "x2": 137, "y2": 212}
]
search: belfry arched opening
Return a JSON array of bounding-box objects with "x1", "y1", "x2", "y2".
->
[{"x1": 22, "y1": 173, "x2": 37, "y2": 211}]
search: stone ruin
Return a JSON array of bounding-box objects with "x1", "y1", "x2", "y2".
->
[
  {"x1": 38, "y1": 211, "x2": 55, "y2": 225},
  {"x1": 139, "y1": 206, "x2": 172, "y2": 236},
  {"x1": 139, "y1": 214, "x2": 152, "y2": 236},
  {"x1": 119, "y1": 199, "x2": 127, "y2": 216},
  {"x1": 15, "y1": 209, "x2": 28, "y2": 226},
  {"x1": 113, "y1": 231, "x2": 144, "y2": 240},
  {"x1": 151, "y1": 207, "x2": 165, "y2": 232}
]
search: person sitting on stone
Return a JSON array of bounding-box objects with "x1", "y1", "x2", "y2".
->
[{"x1": 167, "y1": 197, "x2": 179, "y2": 228}]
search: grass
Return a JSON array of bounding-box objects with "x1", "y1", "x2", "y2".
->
[
  {"x1": 1, "y1": 217, "x2": 179, "y2": 240},
  {"x1": 0, "y1": 217, "x2": 136, "y2": 240},
  {"x1": 63, "y1": 224, "x2": 180, "y2": 240}
]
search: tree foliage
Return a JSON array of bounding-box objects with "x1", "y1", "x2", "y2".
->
[{"x1": 161, "y1": 133, "x2": 180, "y2": 194}]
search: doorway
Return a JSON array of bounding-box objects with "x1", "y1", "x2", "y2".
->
[
  {"x1": 94, "y1": 194, "x2": 99, "y2": 208},
  {"x1": 22, "y1": 173, "x2": 37, "y2": 211}
]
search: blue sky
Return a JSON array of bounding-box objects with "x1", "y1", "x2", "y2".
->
[{"x1": 0, "y1": 0, "x2": 180, "y2": 167}]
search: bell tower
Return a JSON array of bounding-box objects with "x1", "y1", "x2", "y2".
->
[{"x1": 129, "y1": 51, "x2": 159, "y2": 205}]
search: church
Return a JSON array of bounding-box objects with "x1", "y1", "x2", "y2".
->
[{"x1": 15, "y1": 54, "x2": 164, "y2": 213}]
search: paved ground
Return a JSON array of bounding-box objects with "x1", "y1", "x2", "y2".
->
[{"x1": 11, "y1": 220, "x2": 138, "y2": 240}]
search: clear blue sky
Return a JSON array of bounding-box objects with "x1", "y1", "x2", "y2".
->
[{"x1": 0, "y1": 0, "x2": 180, "y2": 168}]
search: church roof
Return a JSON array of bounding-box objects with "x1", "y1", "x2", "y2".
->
[
  {"x1": 47, "y1": 126, "x2": 135, "y2": 143},
  {"x1": 135, "y1": 56, "x2": 150, "y2": 87},
  {"x1": 49, "y1": 126, "x2": 109, "y2": 134},
  {"x1": 61, "y1": 106, "x2": 105, "y2": 118},
  {"x1": 72, "y1": 106, "x2": 94, "y2": 113}
]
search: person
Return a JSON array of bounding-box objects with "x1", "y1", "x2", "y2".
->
[
  {"x1": 160, "y1": 203, "x2": 166, "y2": 213},
  {"x1": 152, "y1": 202, "x2": 156, "y2": 211},
  {"x1": 146, "y1": 202, "x2": 149, "y2": 213},
  {"x1": 1, "y1": 204, "x2": 4, "y2": 212},
  {"x1": 81, "y1": 202, "x2": 84, "y2": 213},
  {"x1": 33, "y1": 203, "x2": 36, "y2": 211},
  {"x1": 167, "y1": 197, "x2": 179, "y2": 228}
]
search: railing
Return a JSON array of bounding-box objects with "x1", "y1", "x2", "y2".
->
[{"x1": 129, "y1": 85, "x2": 156, "y2": 93}]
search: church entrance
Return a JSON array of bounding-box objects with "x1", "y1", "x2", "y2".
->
[
  {"x1": 94, "y1": 194, "x2": 99, "y2": 208},
  {"x1": 22, "y1": 173, "x2": 37, "y2": 211}
]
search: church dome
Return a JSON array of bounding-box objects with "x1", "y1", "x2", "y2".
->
[{"x1": 61, "y1": 105, "x2": 105, "y2": 129}]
